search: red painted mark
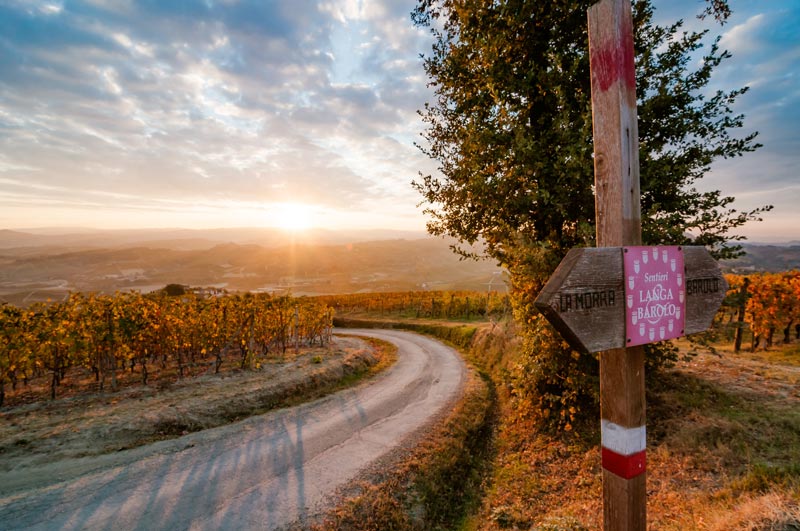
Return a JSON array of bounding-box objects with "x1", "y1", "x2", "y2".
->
[
  {"x1": 602, "y1": 447, "x2": 646, "y2": 479},
  {"x1": 590, "y1": 12, "x2": 636, "y2": 92}
]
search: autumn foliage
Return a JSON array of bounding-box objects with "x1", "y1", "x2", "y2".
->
[
  {"x1": 722, "y1": 271, "x2": 800, "y2": 351},
  {"x1": 0, "y1": 291, "x2": 333, "y2": 406},
  {"x1": 315, "y1": 290, "x2": 511, "y2": 321}
]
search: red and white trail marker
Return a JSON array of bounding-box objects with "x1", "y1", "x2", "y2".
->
[{"x1": 601, "y1": 420, "x2": 646, "y2": 480}]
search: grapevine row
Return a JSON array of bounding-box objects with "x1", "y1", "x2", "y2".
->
[
  {"x1": 720, "y1": 271, "x2": 800, "y2": 351},
  {"x1": 314, "y1": 290, "x2": 511, "y2": 320},
  {"x1": 0, "y1": 291, "x2": 334, "y2": 405}
]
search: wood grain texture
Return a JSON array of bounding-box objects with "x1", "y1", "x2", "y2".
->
[
  {"x1": 535, "y1": 247, "x2": 625, "y2": 353},
  {"x1": 600, "y1": 346, "x2": 646, "y2": 426},
  {"x1": 534, "y1": 246, "x2": 724, "y2": 353},
  {"x1": 589, "y1": 0, "x2": 641, "y2": 248},
  {"x1": 603, "y1": 471, "x2": 647, "y2": 529},
  {"x1": 683, "y1": 246, "x2": 729, "y2": 335}
]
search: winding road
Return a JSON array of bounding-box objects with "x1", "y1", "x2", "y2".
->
[{"x1": 0, "y1": 329, "x2": 466, "y2": 530}]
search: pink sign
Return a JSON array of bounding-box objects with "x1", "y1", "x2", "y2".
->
[{"x1": 624, "y1": 246, "x2": 685, "y2": 347}]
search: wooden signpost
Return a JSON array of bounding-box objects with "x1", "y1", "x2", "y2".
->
[
  {"x1": 533, "y1": 0, "x2": 728, "y2": 529},
  {"x1": 535, "y1": 246, "x2": 727, "y2": 354}
]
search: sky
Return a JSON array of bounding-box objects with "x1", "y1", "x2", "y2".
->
[{"x1": 0, "y1": 0, "x2": 798, "y2": 243}]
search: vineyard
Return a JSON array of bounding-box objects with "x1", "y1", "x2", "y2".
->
[
  {"x1": 720, "y1": 271, "x2": 800, "y2": 351},
  {"x1": 2, "y1": 273, "x2": 797, "y2": 408},
  {"x1": 0, "y1": 290, "x2": 333, "y2": 406},
  {"x1": 315, "y1": 290, "x2": 512, "y2": 320},
  {"x1": 318, "y1": 276, "x2": 800, "y2": 353}
]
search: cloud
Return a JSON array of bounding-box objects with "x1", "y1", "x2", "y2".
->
[
  {"x1": 647, "y1": 1, "x2": 800, "y2": 241},
  {"x1": 706, "y1": 6, "x2": 800, "y2": 197},
  {"x1": 4, "y1": 0, "x2": 792, "y2": 239},
  {"x1": 0, "y1": 0, "x2": 439, "y2": 230},
  {"x1": 718, "y1": 13, "x2": 766, "y2": 55}
]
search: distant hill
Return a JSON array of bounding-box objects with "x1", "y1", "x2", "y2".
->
[
  {"x1": 4, "y1": 228, "x2": 797, "y2": 307},
  {"x1": 0, "y1": 227, "x2": 428, "y2": 251},
  {"x1": 721, "y1": 243, "x2": 800, "y2": 273},
  {"x1": 0, "y1": 229, "x2": 503, "y2": 307}
]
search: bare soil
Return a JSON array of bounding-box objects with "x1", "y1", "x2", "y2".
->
[
  {"x1": 675, "y1": 343, "x2": 800, "y2": 403},
  {"x1": 0, "y1": 335, "x2": 379, "y2": 478}
]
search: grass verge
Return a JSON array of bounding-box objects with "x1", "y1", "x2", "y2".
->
[{"x1": 151, "y1": 336, "x2": 399, "y2": 438}]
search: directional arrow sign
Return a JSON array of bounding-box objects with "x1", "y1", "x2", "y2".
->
[{"x1": 534, "y1": 246, "x2": 728, "y2": 353}]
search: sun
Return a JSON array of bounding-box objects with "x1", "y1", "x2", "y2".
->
[{"x1": 274, "y1": 202, "x2": 313, "y2": 231}]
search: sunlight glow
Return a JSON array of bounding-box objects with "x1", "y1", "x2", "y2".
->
[{"x1": 274, "y1": 202, "x2": 314, "y2": 232}]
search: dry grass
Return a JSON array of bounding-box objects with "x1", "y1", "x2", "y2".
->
[
  {"x1": 462, "y1": 338, "x2": 800, "y2": 530},
  {"x1": 703, "y1": 492, "x2": 800, "y2": 531}
]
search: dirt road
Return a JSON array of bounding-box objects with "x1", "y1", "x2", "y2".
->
[{"x1": 0, "y1": 329, "x2": 466, "y2": 530}]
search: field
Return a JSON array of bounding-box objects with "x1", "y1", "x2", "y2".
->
[{"x1": 0, "y1": 230, "x2": 502, "y2": 307}]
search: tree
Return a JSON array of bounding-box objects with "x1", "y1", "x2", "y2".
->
[
  {"x1": 162, "y1": 284, "x2": 187, "y2": 297},
  {"x1": 412, "y1": 0, "x2": 770, "y2": 425}
]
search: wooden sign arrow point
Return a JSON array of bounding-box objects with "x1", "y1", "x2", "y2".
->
[{"x1": 534, "y1": 247, "x2": 624, "y2": 354}]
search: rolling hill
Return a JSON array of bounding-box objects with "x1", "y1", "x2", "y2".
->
[
  {"x1": 0, "y1": 229, "x2": 503, "y2": 306},
  {"x1": 3, "y1": 228, "x2": 797, "y2": 307}
]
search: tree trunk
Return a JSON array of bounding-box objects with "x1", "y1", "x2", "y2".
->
[
  {"x1": 783, "y1": 320, "x2": 794, "y2": 344},
  {"x1": 239, "y1": 344, "x2": 248, "y2": 370},
  {"x1": 106, "y1": 309, "x2": 117, "y2": 391},
  {"x1": 110, "y1": 355, "x2": 117, "y2": 391},
  {"x1": 50, "y1": 371, "x2": 58, "y2": 400},
  {"x1": 751, "y1": 334, "x2": 759, "y2": 352},
  {"x1": 177, "y1": 349, "x2": 185, "y2": 378},
  {"x1": 215, "y1": 350, "x2": 223, "y2": 374}
]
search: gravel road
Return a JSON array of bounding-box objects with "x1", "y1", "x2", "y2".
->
[{"x1": 0, "y1": 329, "x2": 466, "y2": 530}]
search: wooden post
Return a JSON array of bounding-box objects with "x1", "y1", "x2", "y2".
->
[{"x1": 588, "y1": 0, "x2": 646, "y2": 529}]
